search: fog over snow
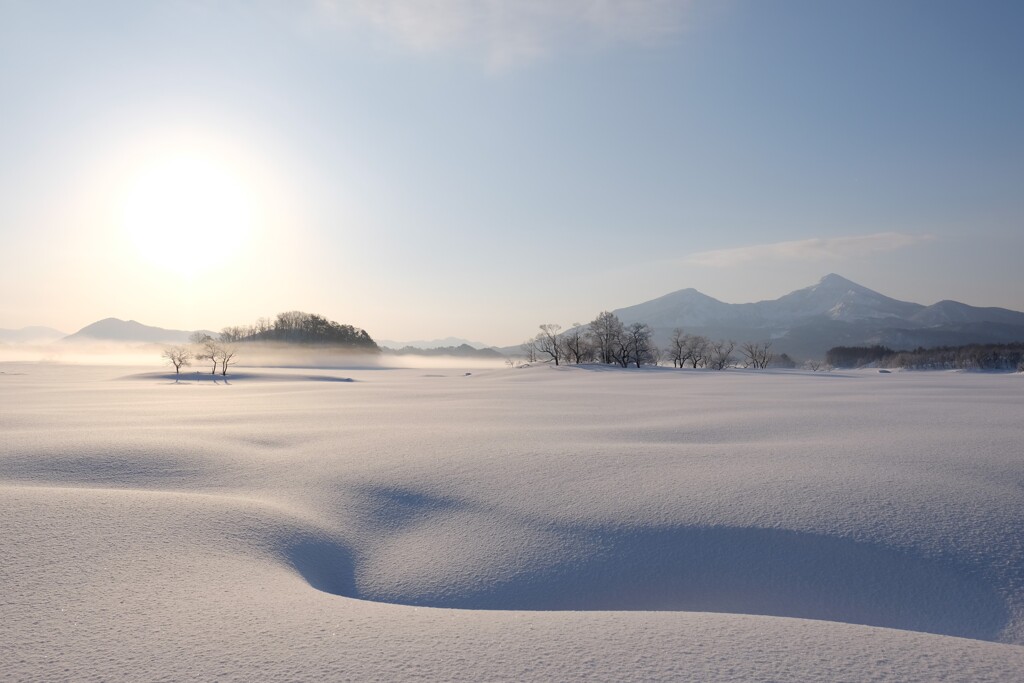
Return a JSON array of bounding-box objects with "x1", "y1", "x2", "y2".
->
[{"x1": 2, "y1": 362, "x2": 1024, "y2": 681}]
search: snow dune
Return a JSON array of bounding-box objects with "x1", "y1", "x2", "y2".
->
[
  {"x1": 2, "y1": 362, "x2": 1024, "y2": 681},
  {"x1": 289, "y1": 505, "x2": 1007, "y2": 640}
]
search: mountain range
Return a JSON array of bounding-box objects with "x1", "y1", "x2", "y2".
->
[
  {"x1": 614, "y1": 274, "x2": 1024, "y2": 359},
  {"x1": 6, "y1": 275, "x2": 1024, "y2": 361},
  {"x1": 59, "y1": 318, "x2": 213, "y2": 345},
  {"x1": 378, "y1": 337, "x2": 492, "y2": 350}
]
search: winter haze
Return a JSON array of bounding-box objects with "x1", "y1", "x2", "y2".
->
[{"x1": 3, "y1": 2, "x2": 1024, "y2": 682}]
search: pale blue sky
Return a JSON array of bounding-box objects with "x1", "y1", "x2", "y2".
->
[{"x1": 1, "y1": 0, "x2": 1022, "y2": 345}]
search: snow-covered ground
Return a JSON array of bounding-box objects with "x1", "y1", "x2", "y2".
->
[{"x1": 2, "y1": 362, "x2": 1023, "y2": 681}]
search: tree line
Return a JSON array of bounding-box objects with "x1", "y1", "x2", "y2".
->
[
  {"x1": 827, "y1": 343, "x2": 1024, "y2": 371},
  {"x1": 522, "y1": 311, "x2": 782, "y2": 370}
]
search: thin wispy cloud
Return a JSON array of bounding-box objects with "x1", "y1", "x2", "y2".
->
[
  {"x1": 314, "y1": 0, "x2": 692, "y2": 68},
  {"x1": 685, "y1": 233, "x2": 935, "y2": 268}
]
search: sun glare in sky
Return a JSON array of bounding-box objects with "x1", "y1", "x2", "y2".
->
[
  {"x1": 1, "y1": 0, "x2": 1021, "y2": 340},
  {"x1": 119, "y1": 153, "x2": 255, "y2": 277}
]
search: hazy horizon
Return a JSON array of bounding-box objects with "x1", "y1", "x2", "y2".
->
[
  {"x1": 2, "y1": 1, "x2": 1022, "y2": 346},
  {"x1": 5, "y1": 269, "x2": 1023, "y2": 349}
]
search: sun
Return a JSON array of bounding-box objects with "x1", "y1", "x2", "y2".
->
[{"x1": 120, "y1": 154, "x2": 255, "y2": 276}]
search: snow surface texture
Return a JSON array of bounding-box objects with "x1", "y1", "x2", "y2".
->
[{"x1": 2, "y1": 362, "x2": 1024, "y2": 681}]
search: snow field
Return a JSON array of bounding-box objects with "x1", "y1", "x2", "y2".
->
[{"x1": 2, "y1": 362, "x2": 1023, "y2": 681}]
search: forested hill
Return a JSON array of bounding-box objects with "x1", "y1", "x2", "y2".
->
[{"x1": 219, "y1": 311, "x2": 379, "y2": 350}]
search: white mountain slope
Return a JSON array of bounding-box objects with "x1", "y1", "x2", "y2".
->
[
  {"x1": 614, "y1": 288, "x2": 740, "y2": 329},
  {"x1": 910, "y1": 300, "x2": 1024, "y2": 327},
  {"x1": 617, "y1": 274, "x2": 923, "y2": 329},
  {"x1": 614, "y1": 274, "x2": 1024, "y2": 358},
  {"x1": 757, "y1": 273, "x2": 924, "y2": 323}
]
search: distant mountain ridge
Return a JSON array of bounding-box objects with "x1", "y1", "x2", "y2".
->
[
  {"x1": 383, "y1": 344, "x2": 504, "y2": 359},
  {"x1": 614, "y1": 274, "x2": 1024, "y2": 359},
  {"x1": 61, "y1": 318, "x2": 211, "y2": 344},
  {"x1": 0, "y1": 326, "x2": 67, "y2": 344},
  {"x1": 379, "y1": 337, "x2": 492, "y2": 350}
]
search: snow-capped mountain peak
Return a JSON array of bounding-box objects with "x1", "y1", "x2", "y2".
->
[{"x1": 611, "y1": 274, "x2": 1024, "y2": 359}]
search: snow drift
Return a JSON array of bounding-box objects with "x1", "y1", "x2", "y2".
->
[{"x1": 2, "y1": 362, "x2": 1023, "y2": 681}]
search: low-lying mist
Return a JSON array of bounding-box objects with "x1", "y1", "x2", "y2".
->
[{"x1": 1, "y1": 340, "x2": 508, "y2": 371}]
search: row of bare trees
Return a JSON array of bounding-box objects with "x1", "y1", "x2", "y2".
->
[
  {"x1": 665, "y1": 332, "x2": 777, "y2": 370},
  {"x1": 161, "y1": 332, "x2": 238, "y2": 376},
  {"x1": 524, "y1": 313, "x2": 777, "y2": 370},
  {"x1": 527, "y1": 315, "x2": 658, "y2": 368}
]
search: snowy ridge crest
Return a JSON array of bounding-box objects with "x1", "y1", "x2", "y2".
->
[{"x1": 613, "y1": 274, "x2": 1024, "y2": 358}]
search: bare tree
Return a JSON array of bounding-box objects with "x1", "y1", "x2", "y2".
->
[
  {"x1": 274, "y1": 310, "x2": 306, "y2": 332},
  {"x1": 707, "y1": 339, "x2": 736, "y2": 370},
  {"x1": 587, "y1": 311, "x2": 625, "y2": 365},
  {"x1": 611, "y1": 328, "x2": 633, "y2": 367},
  {"x1": 740, "y1": 341, "x2": 774, "y2": 369},
  {"x1": 740, "y1": 342, "x2": 755, "y2": 368},
  {"x1": 219, "y1": 326, "x2": 247, "y2": 343},
  {"x1": 161, "y1": 345, "x2": 192, "y2": 375},
  {"x1": 805, "y1": 359, "x2": 826, "y2": 372},
  {"x1": 758, "y1": 341, "x2": 774, "y2": 368},
  {"x1": 668, "y1": 328, "x2": 686, "y2": 368},
  {"x1": 192, "y1": 334, "x2": 220, "y2": 375},
  {"x1": 682, "y1": 334, "x2": 709, "y2": 368},
  {"x1": 648, "y1": 344, "x2": 663, "y2": 367},
  {"x1": 535, "y1": 323, "x2": 564, "y2": 366},
  {"x1": 626, "y1": 322, "x2": 656, "y2": 368},
  {"x1": 215, "y1": 344, "x2": 238, "y2": 376},
  {"x1": 520, "y1": 338, "x2": 539, "y2": 363},
  {"x1": 561, "y1": 324, "x2": 590, "y2": 364}
]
